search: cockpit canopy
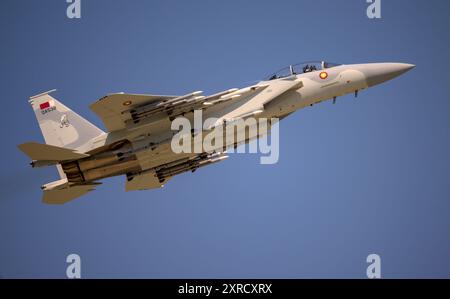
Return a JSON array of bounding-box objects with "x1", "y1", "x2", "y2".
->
[{"x1": 265, "y1": 61, "x2": 342, "y2": 81}]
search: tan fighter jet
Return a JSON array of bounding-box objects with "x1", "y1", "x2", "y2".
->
[{"x1": 18, "y1": 61, "x2": 414, "y2": 204}]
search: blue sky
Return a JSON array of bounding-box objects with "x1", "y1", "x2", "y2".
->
[{"x1": 1, "y1": 0, "x2": 450, "y2": 278}]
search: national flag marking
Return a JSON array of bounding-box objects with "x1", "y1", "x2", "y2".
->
[{"x1": 39, "y1": 100, "x2": 55, "y2": 110}]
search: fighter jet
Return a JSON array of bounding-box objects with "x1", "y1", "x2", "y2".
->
[{"x1": 18, "y1": 61, "x2": 414, "y2": 204}]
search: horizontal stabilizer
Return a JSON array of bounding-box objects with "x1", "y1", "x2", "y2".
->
[
  {"x1": 18, "y1": 142, "x2": 89, "y2": 162},
  {"x1": 42, "y1": 183, "x2": 100, "y2": 204}
]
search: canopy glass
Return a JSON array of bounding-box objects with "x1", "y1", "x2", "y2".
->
[{"x1": 265, "y1": 61, "x2": 342, "y2": 80}]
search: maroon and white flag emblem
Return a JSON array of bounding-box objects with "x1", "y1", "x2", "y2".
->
[{"x1": 39, "y1": 100, "x2": 55, "y2": 110}]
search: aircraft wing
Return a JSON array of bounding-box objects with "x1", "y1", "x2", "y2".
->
[
  {"x1": 90, "y1": 85, "x2": 268, "y2": 132},
  {"x1": 90, "y1": 93, "x2": 178, "y2": 132}
]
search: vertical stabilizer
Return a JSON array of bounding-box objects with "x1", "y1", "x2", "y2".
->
[
  {"x1": 28, "y1": 90, "x2": 105, "y2": 150},
  {"x1": 28, "y1": 90, "x2": 105, "y2": 180}
]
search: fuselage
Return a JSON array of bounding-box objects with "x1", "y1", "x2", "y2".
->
[{"x1": 60, "y1": 62, "x2": 415, "y2": 186}]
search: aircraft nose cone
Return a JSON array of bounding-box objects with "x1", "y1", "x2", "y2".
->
[{"x1": 363, "y1": 63, "x2": 415, "y2": 87}]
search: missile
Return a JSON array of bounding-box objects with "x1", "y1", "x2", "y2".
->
[
  {"x1": 202, "y1": 88, "x2": 239, "y2": 105},
  {"x1": 31, "y1": 160, "x2": 58, "y2": 168},
  {"x1": 131, "y1": 88, "x2": 246, "y2": 123},
  {"x1": 157, "y1": 153, "x2": 228, "y2": 179},
  {"x1": 157, "y1": 91, "x2": 203, "y2": 107},
  {"x1": 41, "y1": 178, "x2": 69, "y2": 191},
  {"x1": 130, "y1": 91, "x2": 203, "y2": 119},
  {"x1": 127, "y1": 151, "x2": 227, "y2": 182},
  {"x1": 203, "y1": 85, "x2": 267, "y2": 105},
  {"x1": 170, "y1": 95, "x2": 205, "y2": 106}
]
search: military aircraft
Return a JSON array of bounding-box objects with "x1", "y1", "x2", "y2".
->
[{"x1": 18, "y1": 61, "x2": 414, "y2": 204}]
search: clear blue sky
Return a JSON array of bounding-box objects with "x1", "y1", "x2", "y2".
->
[{"x1": 1, "y1": 0, "x2": 450, "y2": 278}]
